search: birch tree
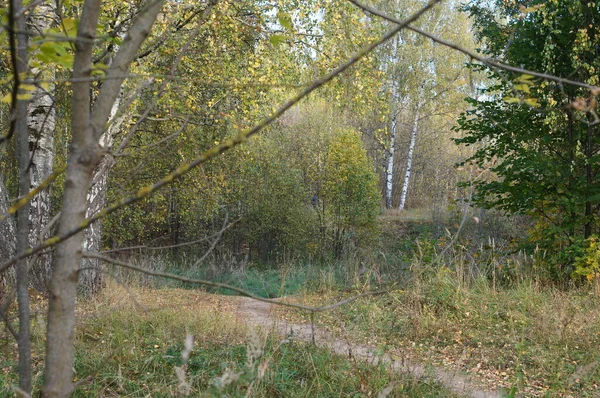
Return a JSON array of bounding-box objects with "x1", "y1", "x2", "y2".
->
[
  {"x1": 41, "y1": 1, "x2": 163, "y2": 394},
  {"x1": 398, "y1": 87, "x2": 424, "y2": 210},
  {"x1": 0, "y1": 0, "x2": 450, "y2": 394},
  {"x1": 385, "y1": 33, "x2": 400, "y2": 209},
  {"x1": 27, "y1": 1, "x2": 57, "y2": 291}
]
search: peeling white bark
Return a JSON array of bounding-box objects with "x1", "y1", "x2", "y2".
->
[
  {"x1": 27, "y1": 2, "x2": 56, "y2": 290},
  {"x1": 399, "y1": 99, "x2": 423, "y2": 211},
  {"x1": 385, "y1": 33, "x2": 400, "y2": 209},
  {"x1": 81, "y1": 96, "x2": 124, "y2": 296},
  {"x1": 385, "y1": 113, "x2": 397, "y2": 208}
]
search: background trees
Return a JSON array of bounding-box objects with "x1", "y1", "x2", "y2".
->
[
  {"x1": 1, "y1": 0, "x2": 599, "y2": 395},
  {"x1": 455, "y1": 0, "x2": 600, "y2": 279}
]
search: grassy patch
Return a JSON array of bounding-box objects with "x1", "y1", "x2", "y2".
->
[
  {"x1": 286, "y1": 274, "x2": 600, "y2": 397},
  {"x1": 1, "y1": 284, "x2": 458, "y2": 397}
]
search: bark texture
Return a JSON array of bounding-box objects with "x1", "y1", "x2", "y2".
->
[
  {"x1": 398, "y1": 100, "x2": 422, "y2": 210},
  {"x1": 13, "y1": 0, "x2": 33, "y2": 390},
  {"x1": 42, "y1": 1, "x2": 163, "y2": 395},
  {"x1": 28, "y1": 1, "x2": 57, "y2": 292},
  {"x1": 385, "y1": 32, "x2": 400, "y2": 209},
  {"x1": 385, "y1": 112, "x2": 397, "y2": 208},
  {"x1": 0, "y1": 177, "x2": 16, "y2": 291},
  {"x1": 81, "y1": 99, "x2": 124, "y2": 296}
]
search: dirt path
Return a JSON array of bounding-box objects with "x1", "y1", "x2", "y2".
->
[{"x1": 233, "y1": 296, "x2": 502, "y2": 398}]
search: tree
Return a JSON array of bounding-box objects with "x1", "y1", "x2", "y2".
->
[
  {"x1": 455, "y1": 0, "x2": 600, "y2": 279},
  {"x1": 323, "y1": 129, "x2": 380, "y2": 256},
  {"x1": 0, "y1": 0, "x2": 497, "y2": 394},
  {"x1": 27, "y1": 1, "x2": 58, "y2": 292}
]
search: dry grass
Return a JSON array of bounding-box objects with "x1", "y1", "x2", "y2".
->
[
  {"x1": 1, "y1": 280, "x2": 458, "y2": 397},
  {"x1": 282, "y1": 274, "x2": 600, "y2": 397}
]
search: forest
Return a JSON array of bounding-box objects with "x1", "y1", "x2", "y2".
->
[{"x1": 1, "y1": 0, "x2": 599, "y2": 396}]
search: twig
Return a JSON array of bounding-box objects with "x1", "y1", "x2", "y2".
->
[
  {"x1": 0, "y1": 0, "x2": 441, "y2": 275},
  {"x1": 192, "y1": 213, "x2": 229, "y2": 268},
  {"x1": 82, "y1": 252, "x2": 392, "y2": 313},
  {"x1": 347, "y1": 0, "x2": 600, "y2": 94},
  {"x1": 101, "y1": 217, "x2": 240, "y2": 253},
  {"x1": 0, "y1": 288, "x2": 18, "y2": 340}
]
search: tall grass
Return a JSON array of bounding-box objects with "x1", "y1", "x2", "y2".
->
[{"x1": 0, "y1": 281, "x2": 457, "y2": 397}]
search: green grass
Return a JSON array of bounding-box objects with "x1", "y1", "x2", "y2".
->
[
  {"x1": 0, "y1": 286, "x2": 458, "y2": 397},
  {"x1": 289, "y1": 271, "x2": 600, "y2": 397}
]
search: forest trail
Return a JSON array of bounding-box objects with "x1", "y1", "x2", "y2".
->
[{"x1": 233, "y1": 296, "x2": 502, "y2": 398}]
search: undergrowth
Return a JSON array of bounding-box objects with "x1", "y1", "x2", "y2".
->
[{"x1": 0, "y1": 283, "x2": 456, "y2": 397}]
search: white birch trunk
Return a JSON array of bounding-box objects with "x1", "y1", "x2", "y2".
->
[
  {"x1": 80, "y1": 95, "x2": 124, "y2": 296},
  {"x1": 27, "y1": 2, "x2": 57, "y2": 291},
  {"x1": 398, "y1": 101, "x2": 422, "y2": 210},
  {"x1": 385, "y1": 113, "x2": 397, "y2": 209},
  {"x1": 385, "y1": 33, "x2": 400, "y2": 209}
]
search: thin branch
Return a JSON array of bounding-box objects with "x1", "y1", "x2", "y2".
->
[
  {"x1": 135, "y1": 1, "x2": 215, "y2": 60},
  {"x1": 0, "y1": 166, "x2": 66, "y2": 225},
  {"x1": 0, "y1": 289, "x2": 18, "y2": 340},
  {"x1": 2, "y1": 0, "x2": 21, "y2": 144},
  {"x1": 112, "y1": 0, "x2": 218, "y2": 157},
  {"x1": 0, "y1": 0, "x2": 441, "y2": 275},
  {"x1": 82, "y1": 252, "x2": 392, "y2": 313},
  {"x1": 347, "y1": 0, "x2": 600, "y2": 94},
  {"x1": 192, "y1": 213, "x2": 228, "y2": 267},
  {"x1": 101, "y1": 217, "x2": 240, "y2": 253},
  {"x1": 90, "y1": 0, "x2": 164, "y2": 141}
]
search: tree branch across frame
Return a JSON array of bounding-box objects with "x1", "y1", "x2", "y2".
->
[
  {"x1": 347, "y1": 0, "x2": 600, "y2": 95},
  {"x1": 0, "y1": 0, "x2": 443, "y2": 276},
  {"x1": 81, "y1": 252, "x2": 393, "y2": 313}
]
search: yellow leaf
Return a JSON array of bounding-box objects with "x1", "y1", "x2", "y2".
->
[
  {"x1": 1, "y1": 93, "x2": 11, "y2": 103},
  {"x1": 21, "y1": 84, "x2": 36, "y2": 92},
  {"x1": 503, "y1": 97, "x2": 520, "y2": 103},
  {"x1": 524, "y1": 98, "x2": 540, "y2": 107},
  {"x1": 514, "y1": 83, "x2": 531, "y2": 94},
  {"x1": 62, "y1": 18, "x2": 77, "y2": 31}
]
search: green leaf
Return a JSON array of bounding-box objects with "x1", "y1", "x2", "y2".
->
[
  {"x1": 269, "y1": 34, "x2": 286, "y2": 47},
  {"x1": 277, "y1": 11, "x2": 293, "y2": 31}
]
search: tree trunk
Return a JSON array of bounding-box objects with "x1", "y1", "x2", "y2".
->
[
  {"x1": 12, "y1": 0, "x2": 33, "y2": 390},
  {"x1": 399, "y1": 101, "x2": 422, "y2": 210},
  {"x1": 386, "y1": 112, "x2": 397, "y2": 209},
  {"x1": 585, "y1": 112, "x2": 594, "y2": 239},
  {"x1": 42, "y1": 1, "x2": 162, "y2": 394},
  {"x1": 28, "y1": 2, "x2": 57, "y2": 292},
  {"x1": 385, "y1": 34, "x2": 400, "y2": 209},
  {"x1": 80, "y1": 95, "x2": 124, "y2": 297},
  {"x1": 0, "y1": 177, "x2": 16, "y2": 292}
]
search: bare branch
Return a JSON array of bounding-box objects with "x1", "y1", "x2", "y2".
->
[
  {"x1": 82, "y1": 252, "x2": 392, "y2": 313},
  {"x1": 192, "y1": 213, "x2": 229, "y2": 268},
  {"x1": 101, "y1": 218, "x2": 240, "y2": 253},
  {"x1": 0, "y1": 288, "x2": 18, "y2": 340},
  {"x1": 348, "y1": 0, "x2": 600, "y2": 94},
  {"x1": 0, "y1": 0, "x2": 441, "y2": 276}
]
